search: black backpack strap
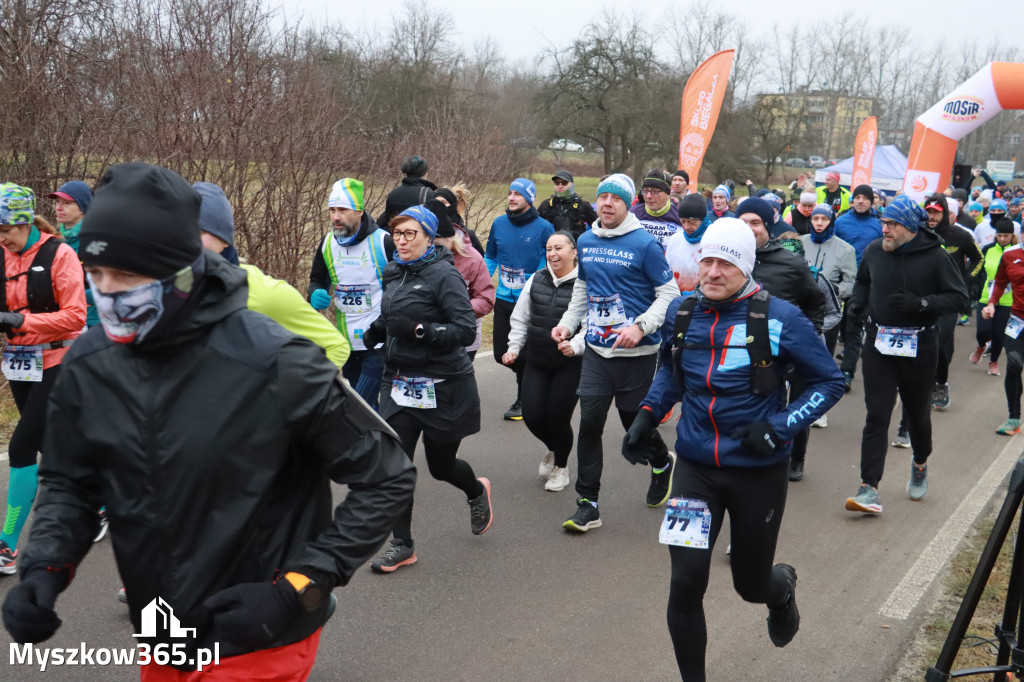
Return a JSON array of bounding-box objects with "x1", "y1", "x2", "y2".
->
[
  {"x1": 670, "y1": 296, "x2": 699, "y2": 391},
  {"x1": 0, "y1": 247, "x2": 6, "y2": 313},
  {"x1": 746, "y1": 289, "x2": 781, "y2": 395},
  {"x1": 27, "y1": 237, "x2": 61, "y2": 313}
]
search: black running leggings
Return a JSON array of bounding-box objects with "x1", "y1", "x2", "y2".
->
[
  {"x1": 389, "y1": 425, "x2": 483, "y2": 544},
  {"x1": 520, "y1": 361, "x2": 582, "y2": 468},
  {"x1": 9, "y1": 366, "x2": 61, "y2": 468},
  {"x1": 1004, "y1": 332, "x2": 1024, "y2": 420},
  {"x1": 492, "y1": 298, "x2": 525, "y2": 399},
  {"x1": 977, "y1": 304, "x2": 1011, "y2": 363},
  {"x1": 934, "y1": 312, "x2": 957, "y2": 385},
  {"x1": 666, "y1": 457, "x2": 792, "y2": 681}
]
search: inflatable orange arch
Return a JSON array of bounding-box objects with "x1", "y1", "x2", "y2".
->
[{"x1": 903, "y1": 62, "x2": 1024, "y2": 200}]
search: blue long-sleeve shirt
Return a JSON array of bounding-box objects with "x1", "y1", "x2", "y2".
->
[{"x1": 484, "y1": 212, "x2": 553, "y2": 303}]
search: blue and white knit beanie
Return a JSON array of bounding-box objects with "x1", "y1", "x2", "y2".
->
[
  {"x1": 712, "y1": 184, "x2": 731, "y2": 200},
  {"x1": 596, "y1": 173, "x2": 635, "y2": 207}
]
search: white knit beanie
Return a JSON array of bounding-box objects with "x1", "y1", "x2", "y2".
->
[{"x1": 698, "y1": 217, "x2": 756, "y2": 277}]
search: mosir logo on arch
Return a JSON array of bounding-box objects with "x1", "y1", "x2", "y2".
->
[{"x1": 940, "y1": 95, "x2": 985, "y2": 123}]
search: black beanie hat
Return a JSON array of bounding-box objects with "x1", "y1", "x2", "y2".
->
[
  {"x1": 400, "y1": 156, "x2": 429, "y2": 178},
  {"x1": 642, "y1": 169, "x2": 672, "y2": 194},
  {"x1": 738, "y1": 197, "x2": 775, "y2": 227},
  {"x1": 425, "y1": 199, "x2": 455, "y2": 238},
  {"x1": 677, "y1": 193, "x2": 708, "y2": 220},
  {"x1": 81, "y1": 163, "x2": 202, "y2": 279},
  {"x1": 995, "y1": 217, "x2": 1016, "y2": 235},
  {"x1": 672, "y1": 169, "x2": 690, "y2": 185},
  {"x1": 852, "y1": 184, "x2": 874, "y2": 201}
]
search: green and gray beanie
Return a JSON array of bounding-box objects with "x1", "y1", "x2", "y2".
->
[{"x1": 0, "y1": 184, "x2": 35, "y2": 225}]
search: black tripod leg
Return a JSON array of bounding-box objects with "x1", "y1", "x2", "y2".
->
[
  {"x1": 994, "y1": 495, "x2": 1024, "y2": 682},
  {"x1": 927, "y1": 456, "x2": 1024, "y2": 681}
]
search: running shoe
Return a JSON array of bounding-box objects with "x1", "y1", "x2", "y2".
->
[
  {"x1": 469, "y1": 477, "x2": 493, "y2": 535},
  {"x1": 957, "y1": 314, "x2": 970, "y2": 326},
  {"x1": 94, "y1": 507, "x2": 109, "y2": 543},
  {"x1": 0, "y1": 541, "x2": 16, "y2": 575},
  {"x1": 933, "y1": 383, "x2": 950, "y2": 411},
  {"x1": 907, "y1": 461, "x2": 928, "y2": 501},
  {"x1": 811, "y1": 414, "x2": 828, "y2": 428},
  {"x1": 970, "y1": 345, "x2": 986, "y2": 364},
  {"x1": 990, "y1": 362, "x2": 1001, "y2": 376},
  {"x1": 646, "y1": 451, "x2": 676, "y2": 507},
  {"x1": 117, "y1": 587, "x2": 128, "y2": 604},
  {"x1": 891, "y1": 426, "x2": 910, "y2": 448},
  {"x1": 767, "y1": 564, "x2": 799, "y2": 647},
  {"x1": 538, "y1": 451, "x2": 555, "y2": 478},
  {"x1": 843, "y1": 372, "x2": 854, "y2": 393},
  {"x1": 835, "y1": 350, "x2": 844, "y2": 361},
  {"x1": 997, "y1": 418, "x2": 1022, "y2": 435},
  {"x1": 370, "y1": 539, "x2": 417, "y2": 574},
  {"x1": 788, "y1": 459, "x2": 804, "y2": 482},
  {"x1": 503, "y1": 400, "x2": 523, "y2": 421},
  {"x1": 563, "y1": 498, "x2": 601, "y2": 532},
  {"x1": 660, "y1": 408, "x2": 674, "y2": 425},
  {"x1": 845, "y1": 484, "x2": 882, "y2": 514},
  {"x1": 545, "y1": 466, "x2": 570, "y2": 492}
]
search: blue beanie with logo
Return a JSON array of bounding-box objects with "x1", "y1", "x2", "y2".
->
[{"x1": 509, "y1": 178, "x2": 537, "y2": 205}]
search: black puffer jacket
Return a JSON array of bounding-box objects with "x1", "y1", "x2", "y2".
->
[
  {"x1": 753, "y1": 239, "x2": 826, "y2": 332},
  {"x1": 377, "y1": 177, "x2": 437, "y2": 228},
  {"x1": 369, "y1": 245, "x2": 476, "y2": 378},
  {"x1": 525, "y1": 267, "x2": 578, "y2": 368},
  {"x1": 849, "y1": 227, "x2": 969, "y2": 327},
  {"x1": 25, "y1": 252, "x2": 415, "y2": 666}
]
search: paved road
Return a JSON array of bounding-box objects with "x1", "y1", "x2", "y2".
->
[{"x1": 0, "y1": 329, "x2": 1019, "y2": 681}]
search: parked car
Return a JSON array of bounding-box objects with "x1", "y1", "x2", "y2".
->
[
  {"x1": 548, "y1": 139, "x2": 585, "y2": 153},
  {"x1": 783, "y1": 157, "x2": 808, "y2": 167},
  {"x1": 808, "y1": 156, "x2": 826, "y2": 168}
]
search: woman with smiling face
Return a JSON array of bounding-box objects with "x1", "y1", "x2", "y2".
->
[
  {"x1": 503, "y1": 232, "x2": 586, "y2": 492},
  {"x1": 0, "y1": 184, "x2": 86, "y2": 574},
  {"x1": 362, "y1": 206, "x2": 492, "y2": 574}
]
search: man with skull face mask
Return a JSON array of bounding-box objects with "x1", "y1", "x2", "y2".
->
[
  {"x1": 1, "y1": 163, "x2": 415, "y2": 679},
  {"x1": 308, "y1": 178, "x2": 395, "y2": 409}
]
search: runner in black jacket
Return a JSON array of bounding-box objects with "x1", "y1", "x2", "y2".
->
[
  {"x1": 844, "y1": 195, "x2": 968, "y2": 515},
  {"x1": 739, "y1": 197, "x2": 827, "y2": 483},
  {"x1": 362, "y1": 206, "x2": 493, "y2": 573},
  {"x1": 924, "y1": 193, "x2": 984, "y2": 409},
  {"x1": 2, "y1": 164, "x2": 414, "y2": 679}
]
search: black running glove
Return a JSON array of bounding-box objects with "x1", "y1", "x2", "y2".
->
[
  {"x1": 386, "y1": 315, "x2": 420, "y2": 340},
  {"x1": 360, "y1": 321, "x2": 382, "y2": 349},
  {"x1": 888, "y1": 292, "x2": 924, "y2": 315},
  {"x1": 3, "y1": 569, "x2": 63, "y2": 643},
  {"x1": 203, "y1": 579, "x2": 301, "y2": 649},
  {"x1": 730, "y1": 421, "x2": 779, "y2": 458},
  {"x1": 622, "y1": 407, "x2": 659, "y2": 465}
]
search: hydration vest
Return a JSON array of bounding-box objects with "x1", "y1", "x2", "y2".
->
[
  {"x1": 670, "y1": 289, "x2": 781, "y2": 395},
  {"x1": 0, "y1": 238, "x2": 61, "y2": 315}
]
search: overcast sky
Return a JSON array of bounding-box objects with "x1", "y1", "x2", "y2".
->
[{"x1": 288, "y1": 0, "x2": 1021, "y2": 66}]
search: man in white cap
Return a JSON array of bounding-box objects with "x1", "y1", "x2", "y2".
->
[
  {"x1": 552, "y1": 172, "x2": 679, "y2": 532},
  {"x1": 627, "y1": 217, "x2": 844, "y2": 680},
  {"x1": 308, "y1": 178, "x2": 395, "y2": 409}
]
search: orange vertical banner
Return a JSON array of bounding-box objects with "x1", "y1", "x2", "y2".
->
[
  {"x1": 678, "y1": 50, "x2": 735, "y2": 193},
  {"x1": 851, "y1": 116, "x2": 877, "y2": 189}
]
